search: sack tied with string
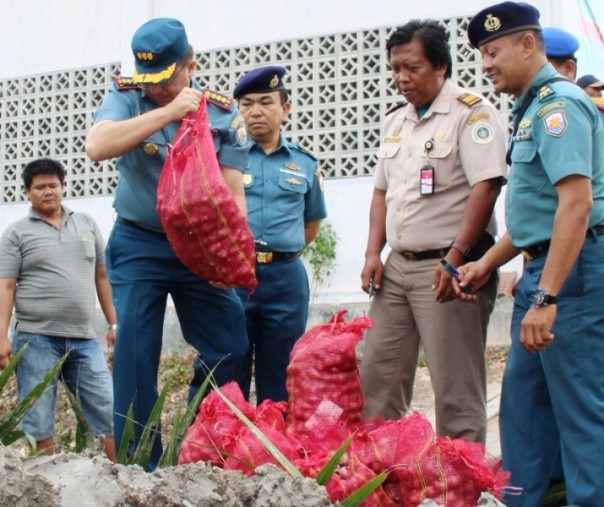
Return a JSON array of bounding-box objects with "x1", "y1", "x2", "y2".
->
[{"x1": 157, "y1": 94, "x2": 257, "y2": 291}]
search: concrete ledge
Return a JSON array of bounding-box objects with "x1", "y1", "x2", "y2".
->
[{"x1": 88, "y1": 295, "x2": 512, "y2": 354}]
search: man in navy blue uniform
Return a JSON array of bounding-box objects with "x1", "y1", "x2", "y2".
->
[
  {"x1": 462, "y1": 3, "x2": 604, "y2": 505},
  {"x1": 233, "y1": 66, "x2": 327, "y2": 403},
  {"x1": 86, "y1": 18, "x2": 250, "y2": 469}
]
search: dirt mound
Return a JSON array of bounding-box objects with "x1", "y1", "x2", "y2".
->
[{"x1": 0, "y1": 446, "x2": 333, "y2": 507}]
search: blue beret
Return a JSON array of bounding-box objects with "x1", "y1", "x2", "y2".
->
[
  {"x1": 233, "y1": 66, "x2": 287, "y2": 99},
  {"x1": 468, "y1": 2, "x2": 541, "y2": 49},
  {"x1": 543, "y1": 27, "x2": 579, "y2": 58},
  {"x1": 131, "y1": 18, "x2": 189, "y2": 84}
]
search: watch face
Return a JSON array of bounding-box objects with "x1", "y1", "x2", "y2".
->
[{"x1": 531, "y1": 289, "x2": 545, "y2": 306}]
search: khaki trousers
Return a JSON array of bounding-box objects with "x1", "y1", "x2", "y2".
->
[{"x1": 360, "y1": 250, "x2": 497, "y2": 443}]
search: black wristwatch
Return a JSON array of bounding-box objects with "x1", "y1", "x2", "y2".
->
[{"x1": 529, "y1": 288, "x2": 558, "y2": 307}]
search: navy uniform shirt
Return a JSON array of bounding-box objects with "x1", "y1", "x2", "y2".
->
[
  {"x1": 243, "y1": 136, "x2": 327, "y2": 252},
  {"x1": 506, "y1": 63, "x2": 604, "y2": 247},
  {"x1": 92, "y1": 80, "x2": 249, "y2": 233}
]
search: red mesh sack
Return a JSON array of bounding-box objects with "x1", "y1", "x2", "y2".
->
[
  {"x1": 285, "y1": 310, "x2": 372, "y2": 440},
  {"x1": 349, "y1": 418, "x2": 400, "y2": 475},
  {"x1": 367, "y1": 412, "x2": 508, "y2": 506},
  {"x1": 157, "y1": 95, "x2": 257, "y2": 291},
  {"x1": 324, "y1": 453, "x2": 395, "y2": 507},
  {"x1": 179, "y1": 382, "x2": 254, "y2": 466},
  {"x1": 255, "y1": 399, "x2": 288, "y2": 432},
  {"x1": 223, "y1": 421, "x2": 302, "y2": 476}
]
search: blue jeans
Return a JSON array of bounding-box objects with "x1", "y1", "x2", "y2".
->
[
  {"x1": 236, "y1": 256, "x2": 309, "y2": 403},
  {"x1": 500, "y1": 235, "x2": 604, "y2": 507},
  {"x1": 106, "y1": 221, "x2": 248, "y2": 470},
  {"x1": 13, "y1": 332, "x2": 113, "y2": 440}
]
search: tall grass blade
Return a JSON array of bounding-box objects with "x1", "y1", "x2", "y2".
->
[
  {"x1": 0, "y1": 344, "x2": 28, "y2": 392},
  {"x1": 64, "y1": 386, "x2": 92, "y2": 453},
  {"x1": 157, "y1": 364, "x2": 217, "y2": 468},
  {"x1": 541, "y1": 482, "x2": 567, "y2": 506},
  {"x1": 209, "y1": 379, "x2": 302, "y2": 478},
  {"x1": 0, "y1": 352, "x2": 69, "y2": 445},
  {"x1": 340, "y1": 471, "x2": 388, "y2": 507},
  {"x1": 130, "y1": 381, "x2": 170, "y2": 470},
  {"x1": 315, "y1": 435, "x2": 353, "y2": 486},
  {"x1": 116, "y1": 403, "x2": 136, "y2": 464}
]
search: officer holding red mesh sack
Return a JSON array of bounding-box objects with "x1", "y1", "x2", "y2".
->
[
  {"x1": 232, "y1": 66, "x2": 327, "y2": 403},
  {"x1": 85, "y1": 17, "x2": 250, "y2": 469}
]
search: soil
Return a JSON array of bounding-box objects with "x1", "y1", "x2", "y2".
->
[{"x1": 0, "y1": 346, "x2": 508, "y2": 506}]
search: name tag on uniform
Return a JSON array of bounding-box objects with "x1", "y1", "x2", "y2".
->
[{"x1": 420, "y1": 164, "x2": 435, "y2": 195}]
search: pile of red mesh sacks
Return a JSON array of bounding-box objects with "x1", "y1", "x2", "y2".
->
[{"x1": 179, "y1": 310, "x2": 509, "y2": 506}]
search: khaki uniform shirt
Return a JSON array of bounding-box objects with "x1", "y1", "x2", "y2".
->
[{"x1": 374, "y1": 79, "x2": 507, "y2": 252}]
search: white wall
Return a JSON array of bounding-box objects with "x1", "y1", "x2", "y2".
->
[{"x1": 3, "y1": 0, "x2": 602, "y2": 79}]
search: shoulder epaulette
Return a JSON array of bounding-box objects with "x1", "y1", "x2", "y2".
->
[
  {"x1": 204, "y1": 89, "x2": 234, "y2": 110},
  {"x1": 113, "y1": 75, "x2": 140, "y2": 91},
  {"x1": 386, "y1": 101, "x2": 408, "y2": 115},
  {"x1": 593, "y1": 97, "x2": 604, "y2": 112},
  {"x1": 295, "y1": 142, "x2": 318, "y2": 160},
  {"x1": 537, "y1": 84, "x2": 557, "y2": 102},
  {"x1": 456, "y1": 93, "x2": 482, "y2": 107}
]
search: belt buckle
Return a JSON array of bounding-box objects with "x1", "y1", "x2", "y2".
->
[
  {"x1": 401, "y1": 251, "x2": 417, "y2": 261},
  {"x1": 520, "y1": 249, "x2": 534, "y2": 261},
  {"x1": 256, "y1": 252, "x2": 273, "y2": 264}
]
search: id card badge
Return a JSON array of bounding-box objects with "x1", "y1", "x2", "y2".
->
[{"x1": 420, "y1": 164, "x2": 435, "y2": 195}]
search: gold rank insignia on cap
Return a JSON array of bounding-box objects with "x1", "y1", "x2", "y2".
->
[
  {"x1": 269, "y1": 74, "x2": 279, "y2": 89},
  {"x1": 143, "y1": 142, "x2": 160, "y2": 156},
  {"x1": 136, "y1": 52, "x2": 155, "y2": 61},
  {"x1": 484, "y1": 14, "x2": 501, "y2": 32}
]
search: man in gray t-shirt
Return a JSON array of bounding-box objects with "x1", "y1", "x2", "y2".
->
[{"x1": 0, "y1": 158, "x2": 117, "y2": 460}]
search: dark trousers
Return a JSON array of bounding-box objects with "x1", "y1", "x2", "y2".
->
[
  {"x1": 237, "y1": 256, "x2": 309, "y2": 404},
  {"x1": 106, "y1": 222, "x2": 248, "y2": 469}
]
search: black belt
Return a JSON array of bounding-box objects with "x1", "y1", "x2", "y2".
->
[
  {"x1": 255, "y1": 251, "x2": 300, "y2": 264},
  {"x1": 399, "y1": 247, "x2": 449, "y2": 261},
  {"x1": 520, "y1": 225, "x2": 604, "y2": 260},
  {"x1": 116, "y1": 216, "x2": 167, "y2": 238}
]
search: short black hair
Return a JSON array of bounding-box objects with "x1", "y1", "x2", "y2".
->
[
  {"x1": 22, "y1": 158, "x2": 66, "y2": 189},
  {"x1": 278, "y1": 88, "x2": 289, "y2": 105},
  {"x1": 386, "y1": 20, "x2": 452, "y2": 79}
]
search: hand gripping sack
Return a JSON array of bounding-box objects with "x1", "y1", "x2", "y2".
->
[{"x1": 157, "y1": 95, "x2": 257, "y2": 291}]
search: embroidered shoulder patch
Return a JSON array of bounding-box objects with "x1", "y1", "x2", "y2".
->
[
  {"x1": 471, "y1": 122, "x2": 494, "y2": 144},
  {"x1": 468, "y1": 112, "x2": 489, "y2": 125},
  {"x1": 457, "y1": 93, "x2": 482, "y2": 107},
  {"x1": 113, "y1": 76, "x2": 140, "y2": 91},
  {"x1": 543, "y1": 111, "x2": 568, "y2": 137},
  {"x1": 204, "y1": 89, "x2": 234, "y2": 110},
  {"x1": 537, "y1": 101, "x2": 566, "y2": 118}
]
